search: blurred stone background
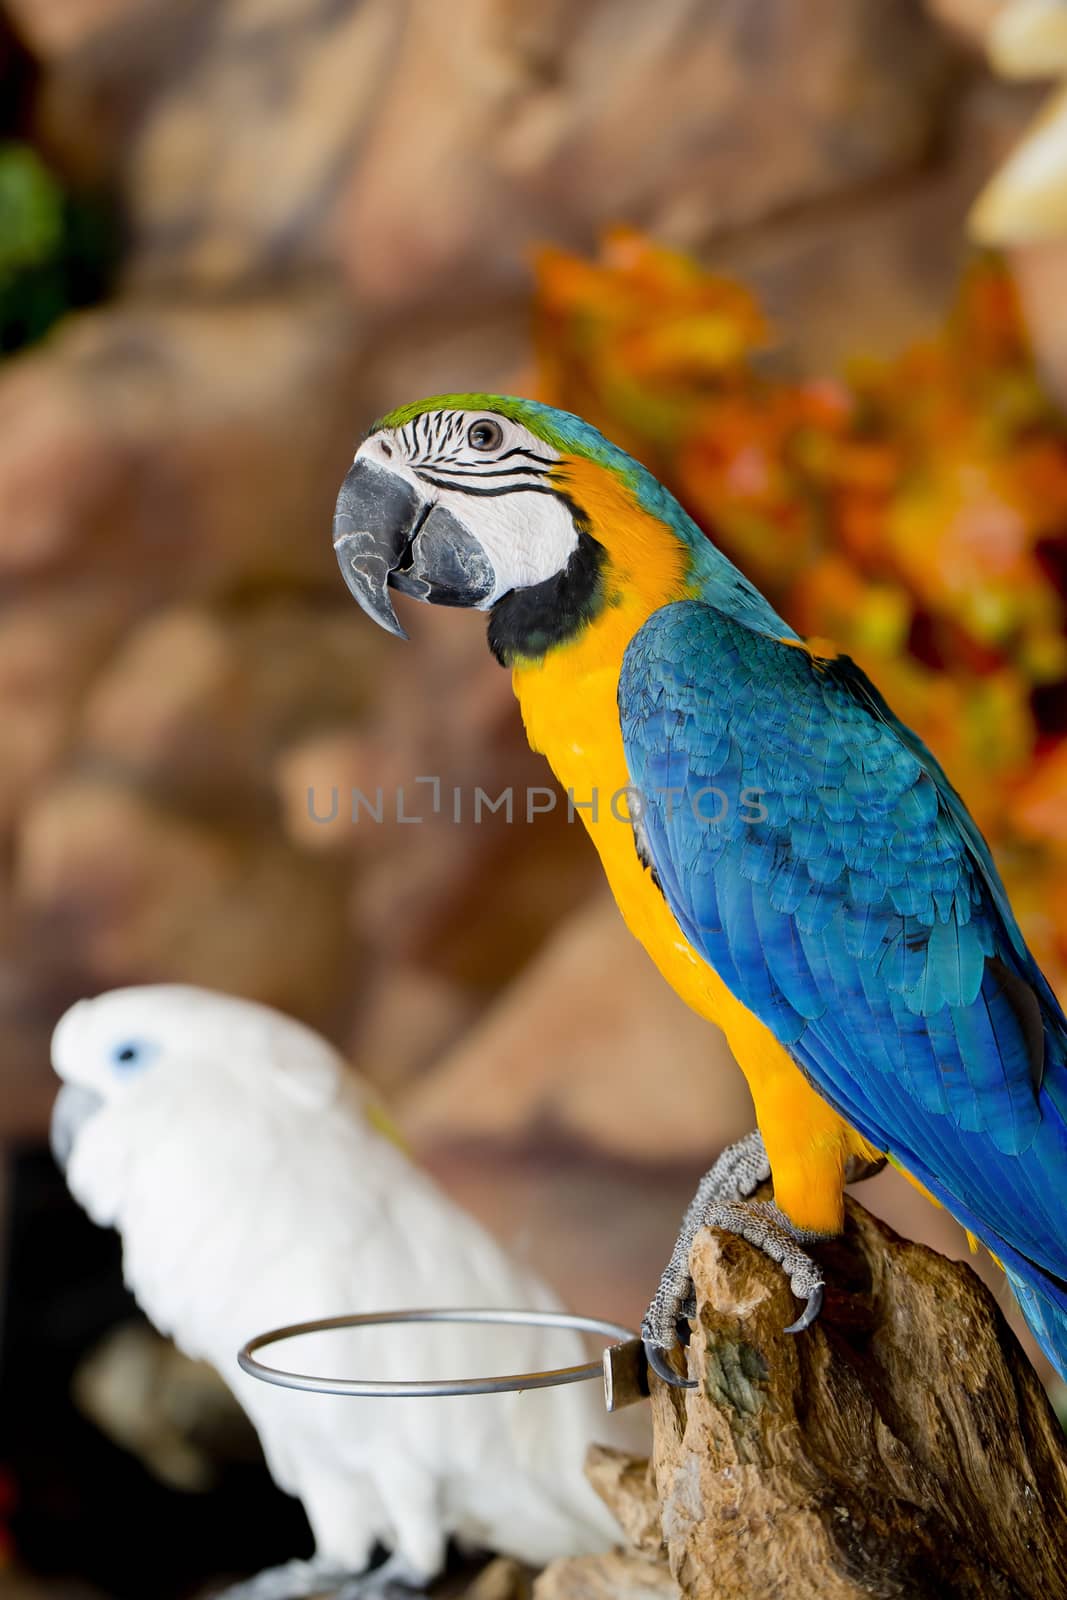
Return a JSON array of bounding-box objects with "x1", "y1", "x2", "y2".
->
[{"x1": 0, "y1": 0, "x2": 1064, "y2": 1593}]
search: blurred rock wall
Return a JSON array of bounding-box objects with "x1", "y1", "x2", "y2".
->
[{"x1": 0, "y1": 0, "x2": 1041, "y2": 1331}]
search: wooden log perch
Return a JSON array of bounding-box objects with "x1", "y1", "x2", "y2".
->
[
  {"x1": 543, "y1": 1197, "x2": 1067, "y2": 1600},
  {"x1": 642, "y1": 1196, "x2": 1067, "y2": 1600}
]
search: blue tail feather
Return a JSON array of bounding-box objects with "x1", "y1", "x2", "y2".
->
[{"x1": 1004, "y1": 1269, "x2": 1067, "y2": 1376}]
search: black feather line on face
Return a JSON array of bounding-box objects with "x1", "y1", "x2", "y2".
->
[
  {"x1": 401, "y1": 421, "x2": 419, "y2": 456},
  {"x1": 413, "y1": 474, "x2": 563, "y2": 499},
  {"x1": 413, "y1": 463, "x2": 553, "y2": 482},
  {"x1": 494, "y1": 446, "x2": 559, "y2": 467}
]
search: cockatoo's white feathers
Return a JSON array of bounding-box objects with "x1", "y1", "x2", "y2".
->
[{"x1": 51, "y1": 985, "x2": 619, "y2": 1581}]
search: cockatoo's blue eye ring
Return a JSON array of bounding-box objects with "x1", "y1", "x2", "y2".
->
[{"x1": 110, "y1": 1039, "x2": 158, "y2": 1071}]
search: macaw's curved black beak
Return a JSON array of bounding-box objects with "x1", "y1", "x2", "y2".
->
[
  {"x1": 332, "y1": 457, "x2": 496, "y2": 639},
  {"x1": 333, "y1": 459, "x2": 419, "y2": 639}
]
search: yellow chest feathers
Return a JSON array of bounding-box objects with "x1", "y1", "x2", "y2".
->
[
  {"x1": 507, "y1": 459, "x2": 879, "y2": 1231},
  {"x1": 512, "y1": 591, "x2": 721, "y2": 1026},
  {"x1": 510, "y1": 456, "x2": 716, "y2": 1021}
]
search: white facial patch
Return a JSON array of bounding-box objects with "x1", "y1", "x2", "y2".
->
[
  {"x1": 435, "y1": 481, "x2": 578, "y2": 606},
  {"x1": 357, "y1": 409, "x2": 579, "y2": 606}
]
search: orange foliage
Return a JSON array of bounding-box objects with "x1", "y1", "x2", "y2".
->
[{"x1": 533, "y1": 228, "x2": 1067, "y2": 993}]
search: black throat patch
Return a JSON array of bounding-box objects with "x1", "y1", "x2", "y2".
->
[{"x1": 487, "y1": 511, "x2": 608, "y2": 667}]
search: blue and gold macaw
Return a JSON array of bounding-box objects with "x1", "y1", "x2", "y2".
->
[{"x1": 333, "y1": 395, "x2": 1067, "y2": 1383}]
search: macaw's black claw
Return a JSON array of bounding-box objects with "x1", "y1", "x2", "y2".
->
[
  {"x1": 784, "y1": 1282, "x2": 824, "y2": 1335},
  {"x1": 644, "y1": 1338, "x2": 698, "y2": 1389}
]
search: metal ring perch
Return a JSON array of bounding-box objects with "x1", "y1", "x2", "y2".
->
[{"x1": 238, "y1": 1308, "x2": 645, "y2": 1409}]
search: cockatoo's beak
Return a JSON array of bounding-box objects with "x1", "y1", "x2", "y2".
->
[
  {"x1": 332, "y1": 458, "x2": 495, "y2": 637},
  {"x1": 50, "y1": 1082, "x2": 105, "y2": 1169}
]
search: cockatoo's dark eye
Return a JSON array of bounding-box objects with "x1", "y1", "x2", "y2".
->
[
  {"x1": 110, "y1": 1039, "x2": 158, "y2": 1072},
  {"x1": 468, "y1": 419, "x2": 503, "y2": 451}
]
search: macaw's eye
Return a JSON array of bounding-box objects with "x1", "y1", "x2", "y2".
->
[
  {"x1": 468, "y1": 418, "x2": 503, "y2": 451},
  {"x1": 110, "y1": 1039, "x2": 158, "y2": 1072}
]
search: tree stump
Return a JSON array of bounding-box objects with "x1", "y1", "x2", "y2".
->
[{"x1": 647, "y1": 1197, "x2": 1067, "y2": 1600}]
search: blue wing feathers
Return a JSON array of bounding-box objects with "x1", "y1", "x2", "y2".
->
[{"x1": 619, "y1": 599, "x2": 1067, "y2": 1357}]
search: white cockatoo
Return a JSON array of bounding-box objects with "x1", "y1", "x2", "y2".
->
[{"x1": 51, "y1": 986, "x2": 622, "y2": 1597}]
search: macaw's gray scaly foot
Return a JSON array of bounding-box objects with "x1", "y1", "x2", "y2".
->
[{"x1": 641, "y1": 1131, "x2": 826, "y2": 1389}]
